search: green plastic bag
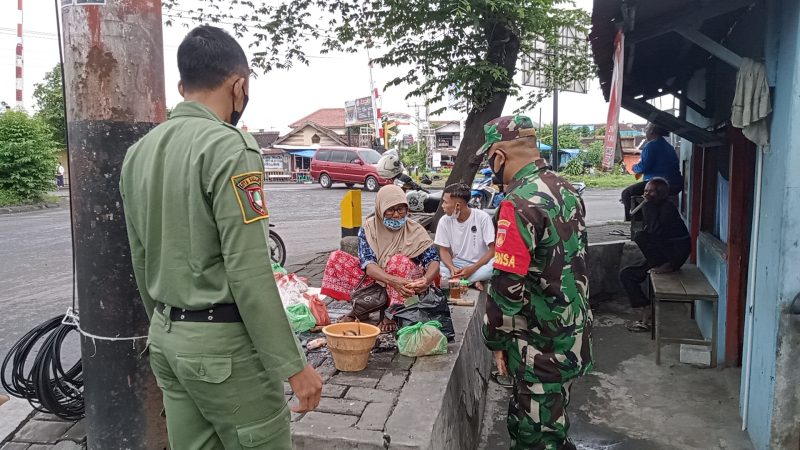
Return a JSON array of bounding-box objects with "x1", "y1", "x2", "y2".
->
[
  {"x1": 272, "y1": 262, "x2": 288, "y2": 275},
  {"x1": 396, "y1": 320, "x2": 448, "y2": 357},
  {"x1": 285, "y1": 304, "x2": 316, "y2": 333}
]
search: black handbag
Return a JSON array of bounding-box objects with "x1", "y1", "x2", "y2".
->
[
  {"x1": 345, "y1": 275, "x2": 388, "y2": 320},
  {"x1": 388, "y1": 286, "x2": 456, "y2": 341}
]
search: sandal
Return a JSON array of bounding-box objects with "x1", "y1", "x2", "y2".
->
[
  {"x1": 626, "y1": 320, "x2": 651, "y2": 332},
  {"x1": 379, "y1": 316, "x2": 397, "y2": 334}
]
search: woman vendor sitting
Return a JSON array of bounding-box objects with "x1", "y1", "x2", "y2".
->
[{"x1": 321, "y1": 185, "x2": 440, "y2": 332}]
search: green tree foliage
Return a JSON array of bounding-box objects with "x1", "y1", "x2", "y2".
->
[
  {"x1": 538, "y1": 124, "x2": 593, "y2": 149},
  {"x1": 0, "y1": 111, "x2": 59, "y2": 203},
  {"x1": 32, "y1": 65, "x2": 66, "y2": 148},
  {"x1": 401, "y1": 142, "x2": 428, "y2": 171},
  {"x1": 162, "y1": 0, "x2": 594, "y2": 202}
]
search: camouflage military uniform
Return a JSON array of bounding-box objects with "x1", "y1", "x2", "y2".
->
[{"x1": 479, "y1": 116, "x2": 593, "y2": 450}]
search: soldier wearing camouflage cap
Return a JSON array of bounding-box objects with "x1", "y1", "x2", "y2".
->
[{"x1": 480, "y1": 115, "x2": 593, "y2": 450}]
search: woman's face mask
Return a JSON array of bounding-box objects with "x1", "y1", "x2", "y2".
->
[{"x1": 383, "y1": 217, "x2": 407, "y2": 230}]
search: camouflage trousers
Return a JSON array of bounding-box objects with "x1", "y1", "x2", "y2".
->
[{"x1": 507, "y1": 378, "x2": 575, "y2": 450}]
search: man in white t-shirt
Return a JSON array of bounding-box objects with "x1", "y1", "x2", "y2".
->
[{"x1": 435, "y1": 183, "x2": 496, "y2": 289}]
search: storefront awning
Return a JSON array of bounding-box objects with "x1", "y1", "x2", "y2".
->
[{"x1": 285, "y1": 149, "x2": 316, "y2": 159}]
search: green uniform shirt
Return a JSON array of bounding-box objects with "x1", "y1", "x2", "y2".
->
[
  {"x1": 483, "y1": 159, "x2": 593, "y2": 384},
  {"x1": 120, "y1": 101, "x2": 306, "y2": 381}
]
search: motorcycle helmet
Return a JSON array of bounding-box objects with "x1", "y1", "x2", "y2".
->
[
  {"x1": 376, "y1": 149, "x2": 404, "y2": 179},
  {"x1": 406, "y1": 190, "x2": 426, "y2": 212}
]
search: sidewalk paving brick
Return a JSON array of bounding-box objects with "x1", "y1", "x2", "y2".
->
[
  {"x1": 390, "y1": 354, "x2": 415, "y2": 371},
  {"x1": 296, "y1": 411, "x2": 357, "y2": 430},
  {"x1": 376, "y1": 370, "x2": 408, "y2": 392},
  {"x1": 345, "y1": 387, "x2": 397, "y2": 404},
  {"x1": 320, "y1": 383, "x2": 347, "y2": 398},
  {"x1": 13, "y1": 421, "x2": 73, "y2": 445},
  {"x1": 32, "y1": 414, "x2": 70, "y2": 423},
  {"x1": 315, "y1": 398, "x2": 367, "y2": 416},
  {"x1": 314, "y1": 359, "x2": 337, "y2": 382},
  {"x1": 356, "y1": 403, "x2": 394, "y2": 431},
  {"x1": 364, "y1": 352, "x2": 395, "y2": 370},
  {"x1": 328, "y1": 369, "x2": 384, "y2": 388},
  {"x1": 28, "y1": 442, "x2": 82, "y2": 450},
  {"x1": 59, "y1": 421, "x2": 85, "y2": 443},
  {"x1": 1, "y1": 443, "x2": 31, "y2": 450}
]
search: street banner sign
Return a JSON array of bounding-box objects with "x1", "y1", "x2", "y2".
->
[
  {"x1": 521, "y1": 26, "x2": 589, "y2": 94},
  {"x1": 345, "y1": 97, "x2": 375, "y2": 126},
  {"x1": 603, "y1": 30, "x2": 625, "y2": 170}
]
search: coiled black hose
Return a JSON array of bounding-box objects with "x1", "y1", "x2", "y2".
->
[{"x1": 1, "y1": 316, "x2": 84, "y2": 420}]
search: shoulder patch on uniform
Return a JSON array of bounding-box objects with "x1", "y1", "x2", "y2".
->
[
  {"x1": 493, "y1": 200, "x2": 531, "y2": 275},
  {"x1": 230, "y1": 171, "x2": 269, "y2": 224}
]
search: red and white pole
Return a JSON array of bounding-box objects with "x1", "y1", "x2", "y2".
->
[{"x1": 15, "y1": 0, "x2": 23, "y2": 109}]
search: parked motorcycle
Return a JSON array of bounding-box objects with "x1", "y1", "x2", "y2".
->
[
  {"x1": 395, "y1": 173, "x2": 441, "y2": 214},
  {"x1": 469, "y1": 168, "x2": 504, "y2": 210},
  {"x1": 268, "y1": 223, "x2": 286, "y2": 267}
]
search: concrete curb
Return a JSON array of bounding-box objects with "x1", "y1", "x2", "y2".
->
[
  {"x1": 0, "y1": 202, "x2": 61, "y2": 215},
  {"x1": 384, "y1": 292, "x2": 492, "y2": 449}
]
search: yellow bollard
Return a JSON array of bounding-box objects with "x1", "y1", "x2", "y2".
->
[{"x1": 340, "y1": 189, "x2": 362, "y2": 237}]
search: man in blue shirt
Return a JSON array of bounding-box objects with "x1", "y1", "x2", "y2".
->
[{"x1": 621, "y1": 123, "x2": 683, "y2": 221}]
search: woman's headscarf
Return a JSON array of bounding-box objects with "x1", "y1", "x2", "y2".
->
[{"x1": 362, "y1": 185, "x2": 433, "y2": 267}]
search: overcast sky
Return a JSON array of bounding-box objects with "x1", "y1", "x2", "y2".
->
[{"x1": 0, "y1": 0, "x2": 643, "y2": 133}]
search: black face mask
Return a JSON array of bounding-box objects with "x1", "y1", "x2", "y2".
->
[
  {"x1": 488, "y1": 151, "x2": 506, "y2": 186},
  {"x1": 229, "y1": 84, "x2": 249, "y2": 127}
]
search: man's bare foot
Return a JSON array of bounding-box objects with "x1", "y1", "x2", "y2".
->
[
  {"x1": 473, "y1": 281, "x2": 485, "y2": 292},
  {"x1": 0, "y1": 394, "x2": 9, "y2": 407},
  {"x1": 649, "y1": 263, "x2": 675, "y2": 274},
  {"x1": 379, "y1": 318, "x2": 397, "y2": 333}
]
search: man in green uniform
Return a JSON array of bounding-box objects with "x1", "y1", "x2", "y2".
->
[
  {"x1": 120, "y1": 26, "x2": 322, "y2": 449},
  {"x1": 478, "y1": 115, "x2": 593, "y2": 450}
]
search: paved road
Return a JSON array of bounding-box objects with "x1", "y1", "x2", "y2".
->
[
  {"x1": 264, "y1": 184, "x2": 377, "y2": 265},
  {"x1": 581, "y1": 188, "x2": 624, "y2": 226},
  {"x1": 0, "y1": 184, "x2": 622, "y2": 394}
]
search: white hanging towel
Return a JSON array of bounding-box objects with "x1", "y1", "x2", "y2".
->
[{"x1": 731, "y1": 57, "x2": 771, "y2": 146}]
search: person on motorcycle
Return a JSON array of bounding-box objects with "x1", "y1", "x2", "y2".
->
[{"x1": 435, "y1": 183, "x2": 496, "y2": 290}]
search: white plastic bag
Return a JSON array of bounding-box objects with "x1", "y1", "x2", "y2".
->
[{"x1": 276, "y1": 273, "x2": 309, "y2": 307}]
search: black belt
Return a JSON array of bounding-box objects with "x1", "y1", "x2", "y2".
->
[{"x1": 156, "y1": 302, "x2": 242, "y2": 323}]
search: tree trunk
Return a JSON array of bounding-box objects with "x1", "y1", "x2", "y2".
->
[{"x1": 432, "y1": 22, "x2": 520, "y2": 225}]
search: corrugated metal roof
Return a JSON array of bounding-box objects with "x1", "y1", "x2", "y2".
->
[{"x1": 589, "y1": 0, "x2": 752, "y2": 145}]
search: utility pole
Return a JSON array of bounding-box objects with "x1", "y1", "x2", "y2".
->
[
  {"x1": 552, "y1": 89, "x2": 559, "y2": 170},
  {"x1": 15, "y1": 0, "x2": 23, "y2": 109},
  {"x1": 60, "y1": 2, "x2": 167, "y2": 448}
]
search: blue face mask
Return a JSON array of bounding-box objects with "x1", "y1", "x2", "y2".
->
[{"x1": 383, "y1": 217, "x2": 406, "y2": 230}]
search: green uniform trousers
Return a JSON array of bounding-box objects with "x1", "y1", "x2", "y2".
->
[
  {"x1": 507, "y1": 378, "x2": 575, "y2": 450},
  {"x1": 148, "y1": 308, "x2": 292, "y2": 450}
]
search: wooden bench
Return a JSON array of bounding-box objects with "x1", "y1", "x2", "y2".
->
[{"x1": 649, "y1": 264, "x2": 719, "y2": 367}]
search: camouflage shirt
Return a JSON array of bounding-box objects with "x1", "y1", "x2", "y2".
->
[{"x1": 483, "y1": 159, "x2": 593, "y2": 383}]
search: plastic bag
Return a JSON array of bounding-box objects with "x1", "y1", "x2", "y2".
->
[
  {"x1": 276, "y1": 273, "x2": 309, "y2": 307},
  {"x1": 285, "y1": 304, "x2": 317, "y2": 333},
  {"x1": 305, "y1": 293, "x2": 331, "y2": 327},
  {"x1": 388, "y1": 287, "x2": 455, "y2": 341},
  {"x1": 396, "y1": 321, "x2": 448, "y2": 357},
  {"x1": 271, "y1": 262, "x2": 288, "y2": 275}
]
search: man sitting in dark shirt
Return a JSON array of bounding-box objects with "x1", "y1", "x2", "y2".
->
[{"x1": 620, "y1": 177, "x2": 691, "y2": 331}]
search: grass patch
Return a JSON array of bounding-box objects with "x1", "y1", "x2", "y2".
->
[
  {"x1": 0, "y1": 189, "x2": 59, "y2": 207},
  {"x1": 565, "y1": 173, "x2": 636, "y2": 189}
]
